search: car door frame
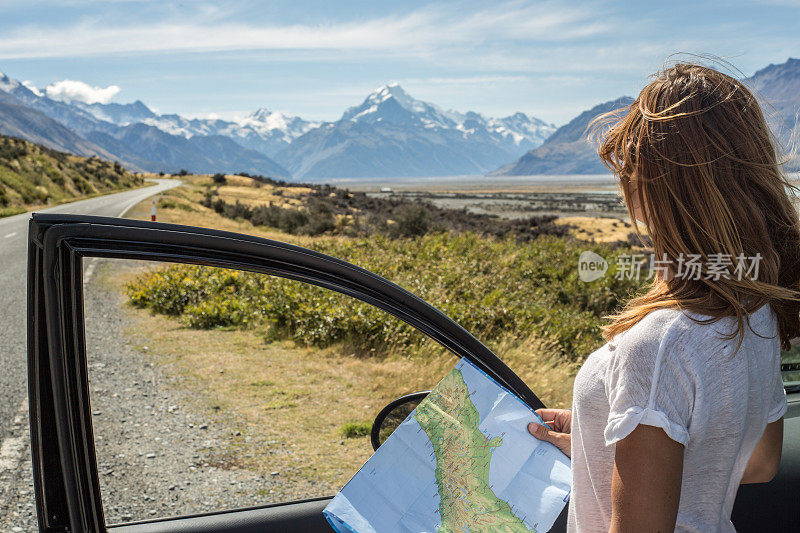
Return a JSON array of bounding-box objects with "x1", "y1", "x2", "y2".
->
[{"x1": 28, "y1": 213, "x2": 548, "y2": 533}]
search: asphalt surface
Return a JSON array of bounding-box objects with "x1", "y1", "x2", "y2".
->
[{"x1": 0, "y1": 179, "x2": 179, "y2": 528}]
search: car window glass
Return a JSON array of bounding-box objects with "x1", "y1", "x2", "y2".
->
[
  {"x1": 84, "y1": 257, "x2": 457, "y2": 525},
  {"x1": 781, "y1": 340, "x2": 800, "y2": 391}
]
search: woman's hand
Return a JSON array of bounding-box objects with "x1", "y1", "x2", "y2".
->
[{"x1": 528, "y1": 408, "x2": 572, "y2": 458}]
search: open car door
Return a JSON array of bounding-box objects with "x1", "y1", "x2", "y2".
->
[
  {"x1": 27, "y1": 213, "x2": 564, "y2": 533},
  {"x1": 30, "y1": 213, "x2": 800, "y2": 532}
]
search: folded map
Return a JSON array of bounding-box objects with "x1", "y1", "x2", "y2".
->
[{"x1": 324, "y1": 357, "x2": 572, "y2": 532}]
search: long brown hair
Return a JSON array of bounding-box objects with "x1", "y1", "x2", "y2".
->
[{"x1": 593, "y1": 62, "x2": 800, "y2": 350}]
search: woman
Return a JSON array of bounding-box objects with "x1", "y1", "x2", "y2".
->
[{"x1": 528, "y1": 63, "x2": 797, "y2": 532}]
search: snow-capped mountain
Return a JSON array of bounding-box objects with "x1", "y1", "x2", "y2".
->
[
  {"x1": 278, "y1": 83, "x2": 555, "y2": 178},
  {"x1": 491, "y1": 97, "x2": 635, "y2": 176},
  {"x1": 489, "y1": 111, "x2": 554, "y2": 147},
  {"x1": 340, "y1": 83, "x2": 553, "y2": 149},
  {"x1": 137, "y1": 109, "x2": 320, "y2": 158},
  {"x1": 341, "y1": 83, "x2": 458, "y2": 127},
  {"x1": 0, "y1": 70, "x2": 21, "y2": 93},
  {"x1": 239, "y1": 108, "x2": 320, "y2": 144},
  {"x1": 75, "y1": 100, "x2": 156, "y2": 125},
  {"x1": 0, "y1": 70, "x2": 290, "y2": 177},
  {"x1": 77, "y1": 98, "x2": 319, "y2": 159},
  {"x1": 3, "y1": 69, "x2": 554, "y2": 179}
]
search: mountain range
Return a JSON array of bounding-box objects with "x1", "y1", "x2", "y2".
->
[
  {"x1": 491, "y1": 97, "x2": 634, "y2": 175},
  {"x1": 0, "y1": 72, "x2": 554, "y2": 180},
  {"x1": 278, "y1": 83, "x2": 554, "y2": 178},
  {"x1": 493, "y1": 57, "x2": 800, "y2": 176},
  {"x1": 0, "y1": 72, "x2": 291, "y2": 178},
  {"x1": 2, "y1": 58, "x2": 799, "y2": 179}
]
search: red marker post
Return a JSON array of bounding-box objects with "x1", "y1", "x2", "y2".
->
[{"x1": 151, "y1": 198, "x2": 157, "y2": 222}]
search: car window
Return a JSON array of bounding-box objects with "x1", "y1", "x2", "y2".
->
[
  {"x1": 84, "y1": 257, "x2": 457, "y2": 526},
  {"x1": 781, "y1": 340, "x2": 800, "y2": 392}
]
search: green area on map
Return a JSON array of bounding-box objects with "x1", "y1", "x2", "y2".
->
[{"x1": 413, "y1": 367, "x2": 530, "y2": 532}]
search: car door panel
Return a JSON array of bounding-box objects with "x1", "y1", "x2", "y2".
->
[
  {"x1": 109, "y1": 497, "x2": 331, "y2": 533},
  {"x1": 731, "y1": 395, "x2": 800, "y2": 530}
]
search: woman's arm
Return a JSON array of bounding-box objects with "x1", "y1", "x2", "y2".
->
[
  {"x1": 609, "y1": 424, "x2": 684, "y2": 533},
  {"x1": 740, "y1": 419, "x2": 783, "y2": 484}
]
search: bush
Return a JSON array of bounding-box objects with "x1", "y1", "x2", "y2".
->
[
  {"x1": 212, "y1": 173, "x2": 227, "y2": 184},
  {"x1": 391, "y1": 203, "x2": 431, "y2": 237},
  {"x1": 126, "y1": 233, "x2": 645, "y2": 360},
  {"x1": 202, "y1": 186, "x2": 569, "y2": 242},
  {"x1": 299, "y1": 202, "x2": 336, "y2": 236},
  {"x1": 340, "y1": 421, "x2": 372, "y2": 438}
]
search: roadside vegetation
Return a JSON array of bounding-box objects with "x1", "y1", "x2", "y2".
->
[
  {"x1": 199, "y1": 173, "x2": 571, "y2": 241},
  {"x1": 118, "y1": 173, "x2": 647, "y2": 495},
  {"x1": 127, "y1": 232, "x2": 640, "y2": 360},
  {"x1": 0, "y1": 135, "x2": 145, "y2": 216}
]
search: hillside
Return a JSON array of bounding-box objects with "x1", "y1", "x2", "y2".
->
[
  {"x1": 747, "y1": 57, "x2": 800, "y2": 169},
  {"x1": 490, "y1": 97, "x2": 634, "y2": 176},
  {"x1": 494, "y1": 58, "x2": 800, "y2": 176},
  {"x1": 0, "y1": 135, "x2": 144, "y2": 216},
  {"x1": 0, "y1": 89, "x2": 117, "y2": 160}
]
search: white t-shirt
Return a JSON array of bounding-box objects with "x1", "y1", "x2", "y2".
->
[{"x1": 568, "y1": 304, "x2": 787, "y2": 532}]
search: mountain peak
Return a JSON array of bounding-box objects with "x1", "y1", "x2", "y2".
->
[
  {"x1": 131, "y1": 99, "x2": 151, "y2": 110},
  {"x1": 342, "y1": 82, "x2": 456, "y2": 127},
  {"x1": 0, "y1": 70, "x2": 21, "y2": 93},
  {"x1": 363, "y1": 83, "x2": 419, "y2": 114},
  {"x1": 245, "y1": 108, "x2": 294, "y2": 128},
  {"x1": 248, "y1": 107, "x2": 271, "y2": 120},
  {"x1": 750, "y1": 57, "x2": 800, "y2": 81},
  {"x1": 236, "y1": 108, "x2": 320, "y2": 143},
  {"x1": 371, "y1": 83, "x2": 408, "y2": 101}
]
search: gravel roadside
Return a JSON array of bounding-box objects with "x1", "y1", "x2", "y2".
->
[
  {"x1": 1, "y1": 258, "x2": 293, "y2": 531},
  {"x1": 86, "y1": 258, "x2": 290, "y2": 526}
]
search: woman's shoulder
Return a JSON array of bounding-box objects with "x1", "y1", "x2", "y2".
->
[
  {"x1": 608, "y1": 307, "x2": 686, "y2": 351},
  {"x1": 610, "y1": 303, "x2": 776, "y2": 364}
]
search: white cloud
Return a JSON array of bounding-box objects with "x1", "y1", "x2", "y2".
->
[
  {"x1": 404, "y1": 75, "x2": 529, "y2": 86},
  {"x1": 21, "y1": 80, "x2": 42, "y2": 96},
  {"x1": 44, "y1": 79, "x2": 120, "y2": 104},
  {"x1": 0, "y1": 1, "x2": 611, "y2": 59}
]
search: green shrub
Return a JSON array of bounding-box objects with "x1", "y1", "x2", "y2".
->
[
  {"x1": 126, "y1": 233, "x2": 644, "y2": 360},
  {"x1": 299, "y1": 201, "x2": 336, "y2": 236},
  {"x1": 391, "y1": 204, "x2": 431, "y2": 237},
  {"x1": 340, "y1": 421, "x2": 372, "y2": 439}
]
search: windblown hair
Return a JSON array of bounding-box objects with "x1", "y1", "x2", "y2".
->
[{"x1": 593, "y1": 62, "x2": 800, "y2": 350}]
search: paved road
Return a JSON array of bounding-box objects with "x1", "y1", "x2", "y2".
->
[{"x1": 0, "y1": 179, "x2": 179, "y2": 527}]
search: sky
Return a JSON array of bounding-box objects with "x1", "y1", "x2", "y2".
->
[{"x1": 0, "y1": 0, "x2": 798, "y2": 125}]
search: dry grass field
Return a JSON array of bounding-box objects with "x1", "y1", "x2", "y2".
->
[{"x1": 556, "y1": 216, "x2": 634, "y2": 242}]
